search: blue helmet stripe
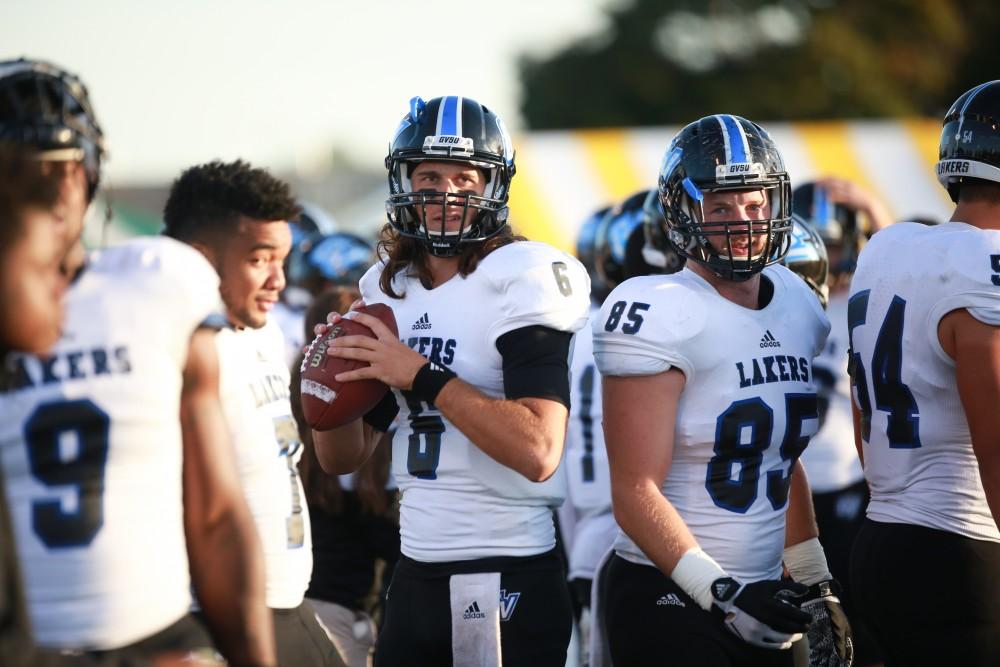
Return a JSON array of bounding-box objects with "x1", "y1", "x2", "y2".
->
[
  {"x1": 439, "y1": 96, "x2": 459, "y2": 135},
  {"x1": 682, "y1": 177, "x2": 703, "y2": 202},
  {"x1": 814, "y1": 185, "x2": 830, "y2": 226},
  {"x1": 721, "y1": 115, "x2": 748, "y2": 163},
  {"x1": 955, "y1": 81, "x2": 994, "y2": 140}
]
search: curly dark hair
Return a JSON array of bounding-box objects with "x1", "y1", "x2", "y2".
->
[
  {"x1": 162, "y1": 159, "x2": 301, "y2": 243},
  {"x1": 377, "y1": 222, "x2": 524, "y2": 297}
]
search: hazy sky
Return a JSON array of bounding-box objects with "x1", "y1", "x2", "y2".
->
[{"x1": 2, "y1": 0, "x2": 621, "y2": 184}]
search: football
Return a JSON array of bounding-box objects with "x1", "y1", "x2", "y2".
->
[{"x1": 300, "y1": 303, "x2": 398, "y2": 431}]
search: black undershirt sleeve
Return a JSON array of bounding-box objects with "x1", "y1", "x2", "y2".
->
[
  {"x1": 363, "y1": 390, "x2": 400, "y2": 432},
  {"x1": 495, "y1": 325, "x2": 574, "y2": 408}
]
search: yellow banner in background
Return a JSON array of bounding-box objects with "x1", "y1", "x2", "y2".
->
[{"x1": 510, "y1": 119, "x2": 952, "y2": 252}]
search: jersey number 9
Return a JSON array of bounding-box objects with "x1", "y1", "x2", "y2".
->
[{"x1": 24, "y1": 400, "x2": 110, "y2": 549}]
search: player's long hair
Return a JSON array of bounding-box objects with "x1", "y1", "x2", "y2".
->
[
  {"x1": 376, "y1": 222, "x2": 525, "y2": 298},
  {"x1": 292, "y1": 287, "x2": 394, "y2": 516}
]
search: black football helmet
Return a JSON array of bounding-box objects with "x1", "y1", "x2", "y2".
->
[
  {"x1": 657, "y1": 114, "x2": 792, "y2": 282},
  {"x1": 576, "y1": 204, "x2": 612, "y2": 301},
  {"x1": 595, "y1": 190, "x2": 669, "y2": 290},
  {"x1": 937, "y1": 80, "x2": 1000, "y2": 203},
  {"x1": 781, "y1": 214, "x2": 829, "y2": 308},
  {"x1": 792, "y1": 181, "x2": 861, "y2": 275},
  {"x1": 385, "y1": 96, "x2": 515, "y2": 257},
  {"x1": 286, "y1": 231, "x2": 373, "y2": 293},
  {"x1": 0, "y1": 58, "x2": 106, "y2": 201},
  {"x1": 640, "y1": 188, "x2": 686, "y2": 274},
  {"x1": 294, "y1": 201, "x2": 338, "y2": 238}
]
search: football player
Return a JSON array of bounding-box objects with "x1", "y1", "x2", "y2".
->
[
  {"x1": 275, "y1": 231, "x2": 375, "y2": 367},
  {"x1": 594, "y1": 115, "x2": 851, "y2": 667},
  {"x1": 0, "y1": 145, "x2": 64, "y2": 359},
  {"x1": 163, "y1": 161, "x2": 344, "y2": 667},
  {"x1": 0, "y1": 145, "x2": 92, "y2": 666},
  {"x1": 311, "y1": 95, "x2": 590, "y2": 666},
  {"x1": 848, "y1": 80, "x2": 1000, "y2": 666},
  {"x1": 272, "y1": 203, "x2": 342, "y2": 366},
  {"x1": 0, "y1": 59, "x2": 103, "y2": 280},
  {"x1": 791, "y1": 182, "x2": 887, "y2": 667},
  {"x1": 564, "y1": 190, "x2": 685, "y2": 667},
  {"x1": 0, "y1": 61, "x2": 272, "y2": 666}
]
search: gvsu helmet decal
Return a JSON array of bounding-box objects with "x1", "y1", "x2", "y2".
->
[
  {"x1": 385, "y1": 96, "x2": 516, "y2": 257},
  {"x1": 657, "y1": 114, "x2": 792, "y2": 282}
]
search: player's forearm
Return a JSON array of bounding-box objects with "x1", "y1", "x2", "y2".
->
[
  {"x1": 851, "y1": 400, "x2": 865, "y2": 468},
  {"x1": 611, "y1": 478, "x2": 698, "y2": 575},
  {"x1": 312, "y1": 418, "x2": 376, "y2": 474},
  {"x1": 784, "y1": 461, "x2": 819, "y2": 548},
  {"x1": 434, "y1": 378, "x2": 565, "y2": 482},
  {"x1": 187, "y1": 506, "x2": 274, "y2": 667}
]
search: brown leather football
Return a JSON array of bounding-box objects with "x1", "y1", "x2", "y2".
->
[{"x1": 300, "y1": 302, "x2": 398, "y2": 431}]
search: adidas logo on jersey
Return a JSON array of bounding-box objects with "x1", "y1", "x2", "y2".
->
[
  {"x1": 463, "y1": 601, "x2": 486, "y2": 620},
  {"x1": 412, "y1": 313, "x2": 432, "y2": 330},
  {"x1": 759, "y1": 330, "x2": 781, "y2": 348},
  {"x1": 656, "y1": 593, "x2": 685, "y2": 607}
]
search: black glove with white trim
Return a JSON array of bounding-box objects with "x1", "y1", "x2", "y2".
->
[
  {"x1": 801, "y1": 579, "x2": 854, "y2": 666},
  {"x1": 710, "y1": 577, "x2": 812, "y2": 650}
]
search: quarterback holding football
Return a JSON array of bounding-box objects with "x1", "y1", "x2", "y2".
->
[{"x1": 311, "y1": 95, "x2": 590, "y2": 667}]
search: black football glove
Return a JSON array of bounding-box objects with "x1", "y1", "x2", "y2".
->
[
  {"x1": 711, "y1": 577, "x2": 812, "y2": 650},
  {"x1": 801, "y1": 580, "x2": 854, "y2": 666}
]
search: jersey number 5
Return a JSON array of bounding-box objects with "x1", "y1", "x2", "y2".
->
[{"x1": 24, "y1": 399, "x2": 109, "y2": 549}]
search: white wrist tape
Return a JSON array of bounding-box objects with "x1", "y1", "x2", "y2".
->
[
  {"x1": 670, "y1": 547, "x2": 727, "y2": 611},
  {"x1": 783, "y1": 537, "x2": 832, "y2": 586}
]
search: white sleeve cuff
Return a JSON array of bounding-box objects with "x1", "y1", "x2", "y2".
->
[{"x1": 670, "y1": 547, "x2": 727, "y2": 611}]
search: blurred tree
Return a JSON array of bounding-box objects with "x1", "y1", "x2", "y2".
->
[{"x1": 519, "y1": 0, "x2": 993, "y2": 127}]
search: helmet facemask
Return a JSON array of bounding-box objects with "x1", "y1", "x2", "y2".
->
[
  {"x1": 386, "y1": 159, "x2": 509, "y2": 257},
  {"x1": 663, "y1": 176, "x2": 792, "y2": 282}
]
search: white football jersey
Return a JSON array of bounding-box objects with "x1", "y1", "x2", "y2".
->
[
  {"x1": 849, "y1": 222, "x2": 1000, "y2": 542},
  {"x1": 271, "y1": 300, "x2": 306, "y2": 369},
  {"x1": 594, "y1": 265, "x2": 830, "y2": 583},
  {"x1": 565, "y1": 305, "x2": 618, "y2": 580},
  {"x1": 216, "y1": 318, "x2": 311, "y2": 608},
  {"x1": 0, "y1": 237, "x2": 221, "y2": 649},
  {"x1": 359, "y1": 241, "x2": 590, "y2": 562},
  {"x1": 798, "y1": 292, "x2": 865, "y2": 493}
]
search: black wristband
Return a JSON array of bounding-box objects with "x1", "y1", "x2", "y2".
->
[{"x1": 410, "y1": 361, "x2": 457, "y2": 404}]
